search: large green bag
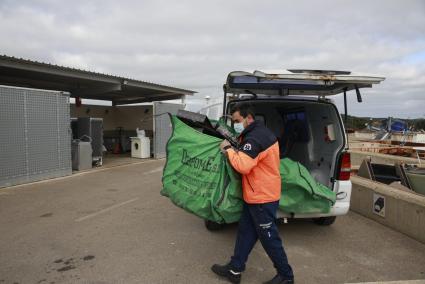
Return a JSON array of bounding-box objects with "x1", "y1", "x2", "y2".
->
[
  {"x1": 161, "y1": 116, "x2": 336, "y2": 223},
  {"x1": 161, "y1": 115, "x2": 243, "y2": 224},
  {"x1": 279, "y1": 158, "x2": 336, "y2": 214}
]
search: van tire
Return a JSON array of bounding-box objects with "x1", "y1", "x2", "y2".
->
[
  {"x1": 205, "y1": 220, "x2": 224, "y2": 231},
  {"x1": 313, "y1": 216, "x2": 336, "y2": 226}
]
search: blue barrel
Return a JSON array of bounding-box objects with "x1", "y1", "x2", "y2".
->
[{"x1": 391, "y1": 120, "x2": 407, "y2": 132}]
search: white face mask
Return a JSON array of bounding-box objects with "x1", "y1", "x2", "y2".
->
[{"x1": 233, "y1": 122, "x2": 245, "y2": 134}]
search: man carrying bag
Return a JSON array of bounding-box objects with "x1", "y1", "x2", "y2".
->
[{"x1": 211, "y1": 104, "x2": 294, "y2": 284}]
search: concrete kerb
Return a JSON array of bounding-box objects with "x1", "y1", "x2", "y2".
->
[{"x1": 351, "y1": 175, "x2": 425, "y2": 244}]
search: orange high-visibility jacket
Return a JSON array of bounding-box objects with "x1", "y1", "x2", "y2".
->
[{"x1": 226, "y1": 121, "x2": 281, "y2": 204}]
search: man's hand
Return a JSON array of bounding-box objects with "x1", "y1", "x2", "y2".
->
[{"x1": 220, "y1": 139, "x2": 231, "y2": 154}]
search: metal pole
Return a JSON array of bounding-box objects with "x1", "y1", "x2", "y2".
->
[
  {"x1": 222, "y1": 84, "x2": 227, "y2": 116},
  {"x1": 355, "y1": 85, "x2": 362, "y2": 103},
  {"x1": 344, "y1": 90, "x2": 348, "y2": 123}
]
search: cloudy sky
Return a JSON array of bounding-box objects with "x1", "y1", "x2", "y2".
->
[{"x1": 1, "y1": 0, "x2": 424, "y2": 118}]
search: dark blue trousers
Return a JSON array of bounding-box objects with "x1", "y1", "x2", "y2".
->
[{"x1": 230, "y1": 201, "x2": 294, "y2": 280}]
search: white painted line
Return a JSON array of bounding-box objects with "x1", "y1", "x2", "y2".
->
[
  {"x1": 348, "y1": 281, "x2": 425, "y2": 284},
  {"x1": 0, "y1": 159, "x2": 160, "y2": 191},
  {"x1": 71, "y1": 160, "x2": 158, "y2": 177},
  {"x1": 75, "y1": 198, "x2": 139, "y2": 222},
  {"x1": 143, "y1": 167, "x2": 163, "y2": 175}
]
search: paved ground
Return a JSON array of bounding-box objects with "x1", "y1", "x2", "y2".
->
[{"x1": 0, "y1": 160, "x2": 424, "y2": 284}]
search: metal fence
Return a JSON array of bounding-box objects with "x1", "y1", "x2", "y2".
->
[
  {"x1": 153, "y1": 102, "x2": 184, "y2": 159},
  {"x1": 0, "y1": 86, "x2": 72, "y2": 188}
]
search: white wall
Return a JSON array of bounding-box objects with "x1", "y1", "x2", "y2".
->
[{"x1": 70, "y1": 104, "x2": 153, "y2": 132}]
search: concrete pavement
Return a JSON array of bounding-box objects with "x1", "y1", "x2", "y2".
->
[{"x1": 0, "y1": 160, "x2": 424, "y2": 284}]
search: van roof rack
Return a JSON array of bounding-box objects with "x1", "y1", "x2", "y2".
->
[{"x1": 287, "y1": 69, "x2": 351, "y2": 75}]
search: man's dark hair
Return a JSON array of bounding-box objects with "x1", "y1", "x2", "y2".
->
[{"x1": 230, "y1": 103, "x2": 255, "y2": 119}]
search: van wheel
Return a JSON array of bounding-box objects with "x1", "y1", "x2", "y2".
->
[
  {"x1": 205, "y1": 220, "x2": 224, "y2": 231},
  {"x1": 313, "y1": 216, "x2": 336, "y2": 226}
]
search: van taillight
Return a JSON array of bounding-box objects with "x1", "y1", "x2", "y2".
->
[{"x1": 338, "y1": 152, "x2": 351, "y2": 180}]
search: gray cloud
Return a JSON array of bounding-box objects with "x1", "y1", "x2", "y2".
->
[{"x1": 1, "y1": 0, "x2": 424, "y2": 117}]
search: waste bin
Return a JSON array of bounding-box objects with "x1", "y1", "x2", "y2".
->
[{"x1": 71, "y1": 140, "x2": 93, "y2": 170}]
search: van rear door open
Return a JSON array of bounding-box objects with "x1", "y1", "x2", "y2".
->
[
  {"x1": 225, "y1": 69, "x2": 385, "y2": 97},
  {"x1": 224, "y1": 69, "x2": 385, "y2": 120}
]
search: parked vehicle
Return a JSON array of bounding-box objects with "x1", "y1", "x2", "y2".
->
[{"x1": 220, "y1": 69, "x2": 385, "y2": 226}]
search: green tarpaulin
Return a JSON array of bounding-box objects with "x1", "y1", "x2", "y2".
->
[
  {"x1": 161, "y1": 115, "x2": 336, "y2": 224},
  {"x1": 279, "y1": 158, "x2": 336, "y2": 214}
]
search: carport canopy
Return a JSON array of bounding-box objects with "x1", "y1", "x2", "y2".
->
[{"x1": 0, "y1": 55, "x2": 195, "y2": 105}]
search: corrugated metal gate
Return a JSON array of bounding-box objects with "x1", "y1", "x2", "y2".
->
[
  {"x1": 0, "y1": 86, "x2": 72, "y2": 188},
  {"x1": 153, "y1": 102, "x2": 184, "y2": 159}
]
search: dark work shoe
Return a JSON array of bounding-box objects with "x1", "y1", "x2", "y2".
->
[
  {"x1": 211, "y1": 263, "x2": 241, "y2": 284},
  {"x1": 263, "y1": 274, "x2": 294, "y2": 284}
]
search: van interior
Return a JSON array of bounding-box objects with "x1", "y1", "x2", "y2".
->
[{"x1": 227, "y1": 99, "x2": 345, "y2": 188}]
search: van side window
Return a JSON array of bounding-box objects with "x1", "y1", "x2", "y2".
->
[
  {"x1": 282, "y1": 110, "x2": 309, "y2": 142},
  {"x1": 279, "y1": 110, "x2": 309, "y2": 158}
]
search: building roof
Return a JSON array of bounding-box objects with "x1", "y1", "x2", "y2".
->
[{"x1": 0, "y1": 55, "x2": 195, "y2": 105}]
